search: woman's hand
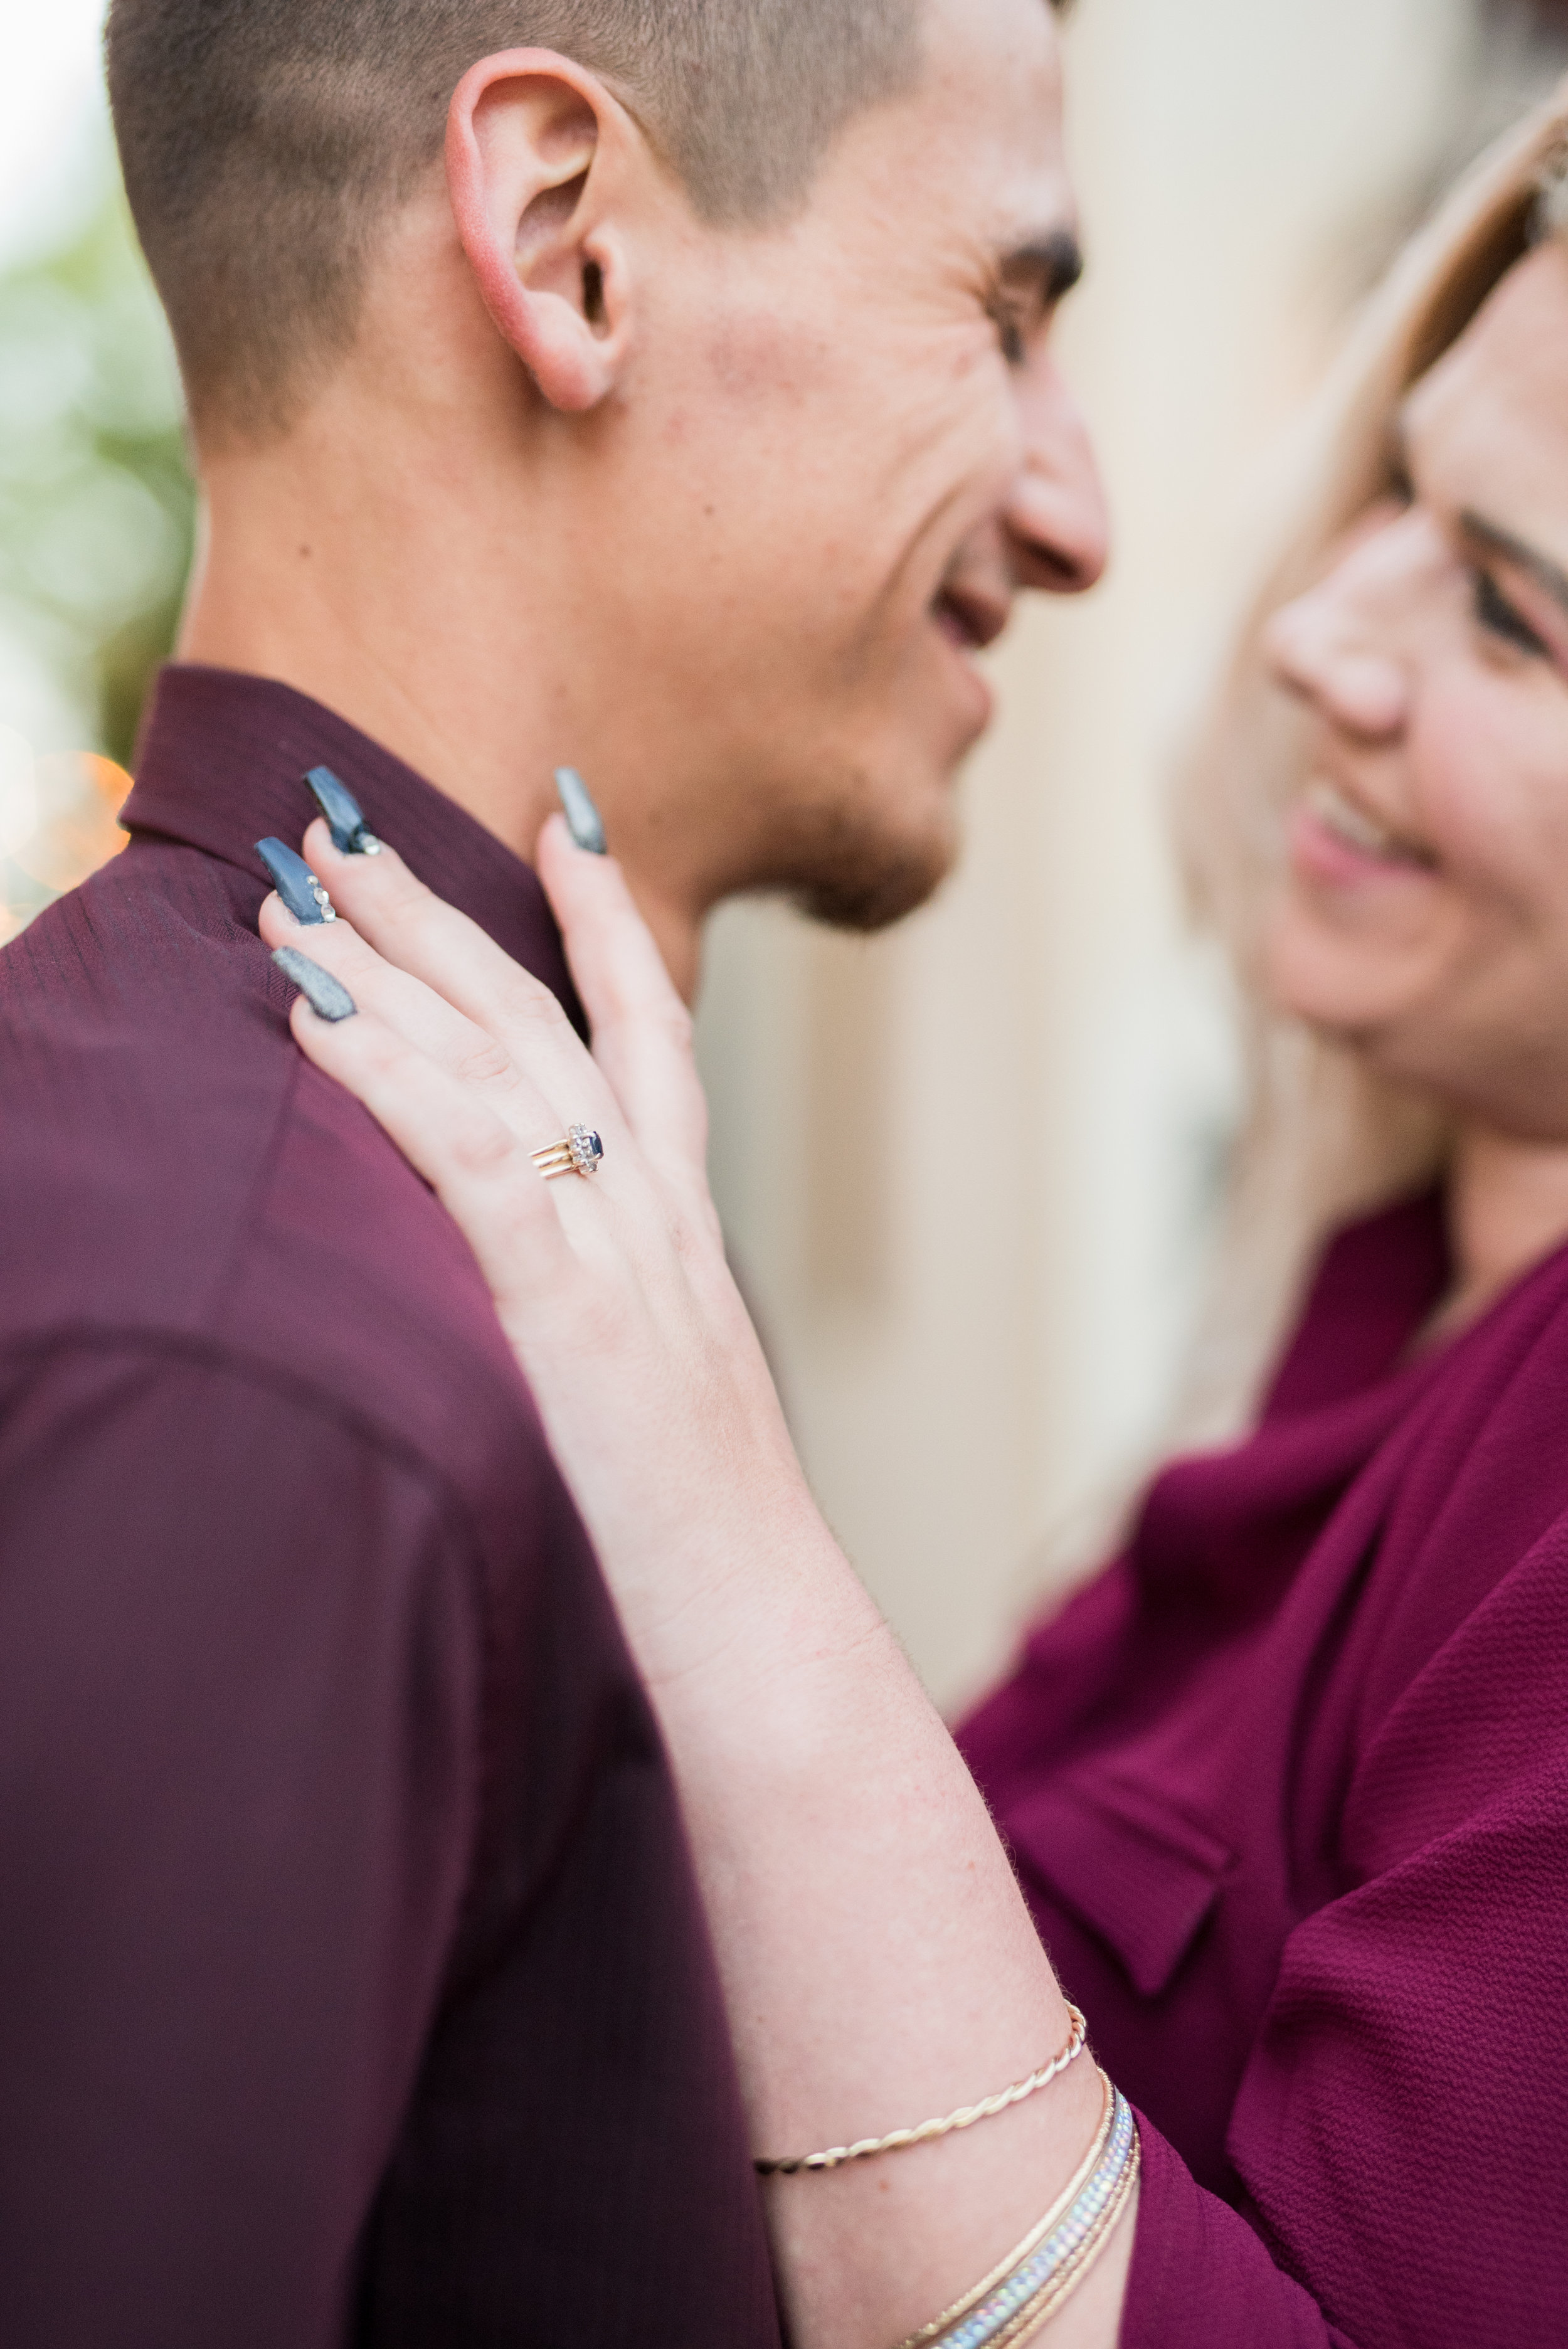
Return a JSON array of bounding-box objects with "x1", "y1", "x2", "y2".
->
[
  {"x1": 259, "y1": 814, "x2": 825, "y2": 1678},
  {"x1": 258, "y1": 819, "x2": 1129, "y2": 2349}
]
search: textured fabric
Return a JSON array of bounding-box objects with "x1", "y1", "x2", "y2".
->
[
  {"x1": 0, "y1": 665, "x2": 780, "y2": 2349},
  {"x1": 961, "y1": 1192, "x2": 1568, "y2": 2348}
]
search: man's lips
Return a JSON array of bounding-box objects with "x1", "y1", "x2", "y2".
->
[
  {"x1": 1290, "y1": 778, "x2": 1437, "y2": 886},
  {"x1": 933, "y1": 581, "x2": 1010, "y2": 653}
]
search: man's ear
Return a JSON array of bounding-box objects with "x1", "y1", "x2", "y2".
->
[{"x1": 446, "y1": 50, "x2": 636, "y2": 412}]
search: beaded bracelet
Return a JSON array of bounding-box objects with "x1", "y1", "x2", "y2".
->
[
  {"x1": 997, "y1": 2129, "x2": 1140, "y2": 2349},
  {"x1": 755, "y1": 2006, "x2": 1089, "y2": 2177},
  {"x1": 893, "y1": 2081, "x2": 1140, "y2": 2349},
  {"x1": 898, "y1": 2071, "x2": 1115, "y2": 2349}
]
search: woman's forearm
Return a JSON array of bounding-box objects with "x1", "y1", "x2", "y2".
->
[{"x1": 620, "y1": 1479, "x2": 1132, "y2": 2349}]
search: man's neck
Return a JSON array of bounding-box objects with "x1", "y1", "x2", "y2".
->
[{"x1": 181, "y1": 438, "x2": 706, "y2": 1002}]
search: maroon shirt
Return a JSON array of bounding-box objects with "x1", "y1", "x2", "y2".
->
[
  {"x1": 0, "y1": 665, "x2": 780, "y2": 2349},
  {"x1": 961, "y1": 1192, "x2": 1568, "y2": 2346}
]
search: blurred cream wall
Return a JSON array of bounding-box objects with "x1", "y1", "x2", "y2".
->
[{"x1": 696, "y1": 0, "x2": 1482, "y2": 1714}]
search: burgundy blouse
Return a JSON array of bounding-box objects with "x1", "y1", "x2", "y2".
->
[{"x1": 961, "y1": 1192, "x2": 1568, "y2": 2346}]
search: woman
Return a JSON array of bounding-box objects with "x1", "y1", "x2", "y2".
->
[{"x1": 257, "y1": 89, "x2": 1568, "y2": 2349}]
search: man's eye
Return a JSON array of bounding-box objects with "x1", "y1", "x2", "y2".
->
[{"x1": 1473, "y1": 568, "x2": 1550, "y2": 658}]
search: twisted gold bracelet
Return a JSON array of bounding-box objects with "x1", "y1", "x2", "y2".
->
[{"x1": 755, "y1": 2005, "x2": 1089, "y2": 2177}]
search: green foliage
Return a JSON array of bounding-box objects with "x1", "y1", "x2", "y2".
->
[{"x1": 0, "y1": 182, "x2": 193, "y2": 766}]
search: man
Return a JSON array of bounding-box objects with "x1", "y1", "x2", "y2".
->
[{"x1": 0, "y1": 0, "x2": 1105, "y2": 2339}]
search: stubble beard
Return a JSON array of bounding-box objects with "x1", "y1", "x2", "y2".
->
[{"x1": 745, "y1": 770, "x2": 961, "y2": 935}]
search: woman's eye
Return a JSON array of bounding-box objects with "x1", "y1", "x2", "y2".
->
[{"x1": 1473, "y1": 568, "x2": 1551, "y2": 658}]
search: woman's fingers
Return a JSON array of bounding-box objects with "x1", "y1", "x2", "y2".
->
[
  {"x1": 285, "y1": 994, "x2": 580, "y2": 1321},
  {"x1": 273, "y1": 816, "x2": 714, "y2": 1244},
  {"x1": 535, "y1": 815, "x2": 710, "y2": 1179},
  {"x1": 301, "y1": 820, "x2": 616, "y2": 1138},
  {"x1": 257, "y1": 892, "x2": 573, "y2": 1150}
]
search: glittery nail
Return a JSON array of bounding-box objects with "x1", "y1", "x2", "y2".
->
[{"x1": 272, "y1": 947, "x2": 357, "y2": 1022}]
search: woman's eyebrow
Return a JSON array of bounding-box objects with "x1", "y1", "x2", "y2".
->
[{"x1": 1461, "y1": 510, "x2": 1568, "y2": 618}]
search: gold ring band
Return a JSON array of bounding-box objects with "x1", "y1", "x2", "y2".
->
[{"x1": 529, "y1": 1124, "x2": 605, "y2": 1182}]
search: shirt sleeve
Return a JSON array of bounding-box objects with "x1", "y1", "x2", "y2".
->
[
  {"x1": 0, "y1": 1339, "x2": 483, "y2": 2348},
  {"x1": 1120, "y1": 1509, "x2": 1568, "y2": 2349},
  {"x1": 1122, "y1": 2121, "x2": 1353, "y2": 2348},
  {"x1": 1112, "y1": 2133, "x2": 1352, "y2": 2349}
]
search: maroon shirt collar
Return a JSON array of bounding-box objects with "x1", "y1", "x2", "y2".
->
[{"x1": 124, "y1": 662, "x2": 584, "y2": 1024}]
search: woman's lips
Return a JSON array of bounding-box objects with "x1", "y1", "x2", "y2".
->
[{"x1": 1288, "y1": 780, "x2": 1436, "y2": 888}]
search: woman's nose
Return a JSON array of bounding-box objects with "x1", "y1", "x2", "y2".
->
[
  {"x1": 1004, "y1": 364, "x2": 1110, "y2": 595},
  {"x1": 1263, "y1": 575, "x2": 1409, "y2": 741}
]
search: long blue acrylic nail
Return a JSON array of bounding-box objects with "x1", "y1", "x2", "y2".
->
[
  {"x1": 257, "y1": 837, "x2": 336, "y2": 925},
  {"x1": 555, "y1": 766, "x2": 608, "y2": 856},
  {"x1": 304, "y1": 766, "x2": 383, "y2": 856},
  {"x1": 273, "y1": 947, "x2": 357, "y2": 1022}
]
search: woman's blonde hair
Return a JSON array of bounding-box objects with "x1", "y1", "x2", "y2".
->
[{"x1": 1172, "y1": 81, "x2": 1568, "y2": 1445}]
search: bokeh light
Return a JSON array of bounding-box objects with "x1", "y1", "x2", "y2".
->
[
  {"x1": 0, "y1": 730, "x2": 129, "y2": 945},
  {"x1": 0, "y1": 105, "x2": 192, "y2": 941}
]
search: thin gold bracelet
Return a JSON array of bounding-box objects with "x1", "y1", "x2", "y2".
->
[
  {"x1": 994, "y1": 2131, "x2": 1141, "y2": 2348},
  {"x1": 897, "y1": 2069, "x2": 1115, "y2": 2348},
  {"x1": 891, "y1": 2085, "x2": 1138, "y2": 2349},
  {"x1": 755, "y1": 2005, "x2": 1089, "y2": 2177}
]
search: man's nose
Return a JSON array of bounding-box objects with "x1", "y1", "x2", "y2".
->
[
  {"x1": 1262, "y1": 573, "x2": 1409, "y2": 741},
  {"x1": 1003, "y1": 363, "x2": 1110, "y2": 595}
]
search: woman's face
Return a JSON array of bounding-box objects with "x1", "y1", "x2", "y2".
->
[{"x1": 1263, "y1": 239, "x2": 1568, "y2": 1135}]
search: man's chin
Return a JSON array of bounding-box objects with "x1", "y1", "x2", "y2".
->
[
  {"x1": 793, "y1": 843, "x2": 952, "y2": 932},
  {"x1": 787, "y1": 808, "x2": 959, "y2": 933},
  {"x1": 728, "y1": 745, "x2": 964, "y2": 933}
]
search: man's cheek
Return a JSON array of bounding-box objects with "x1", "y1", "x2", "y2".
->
[{"x1": 877, "y1": 415, "x2": 1022, "y2": 586}]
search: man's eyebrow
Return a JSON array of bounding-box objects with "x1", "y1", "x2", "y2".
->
[
  {"x1": 1461, "y1": 509, "x2": 1568, "y2": 620},
  {"x1": 998, "y1": 227, "x2": 1084, "y2": 305}
]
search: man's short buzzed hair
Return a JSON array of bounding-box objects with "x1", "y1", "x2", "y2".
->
[{"x1": 106, "y1": 0, "x2": 927, "y2": 442}]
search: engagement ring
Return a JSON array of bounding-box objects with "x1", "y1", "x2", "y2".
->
[{"x1": 531, "y1": 1125, "x2": 605, "y2": 1182}]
